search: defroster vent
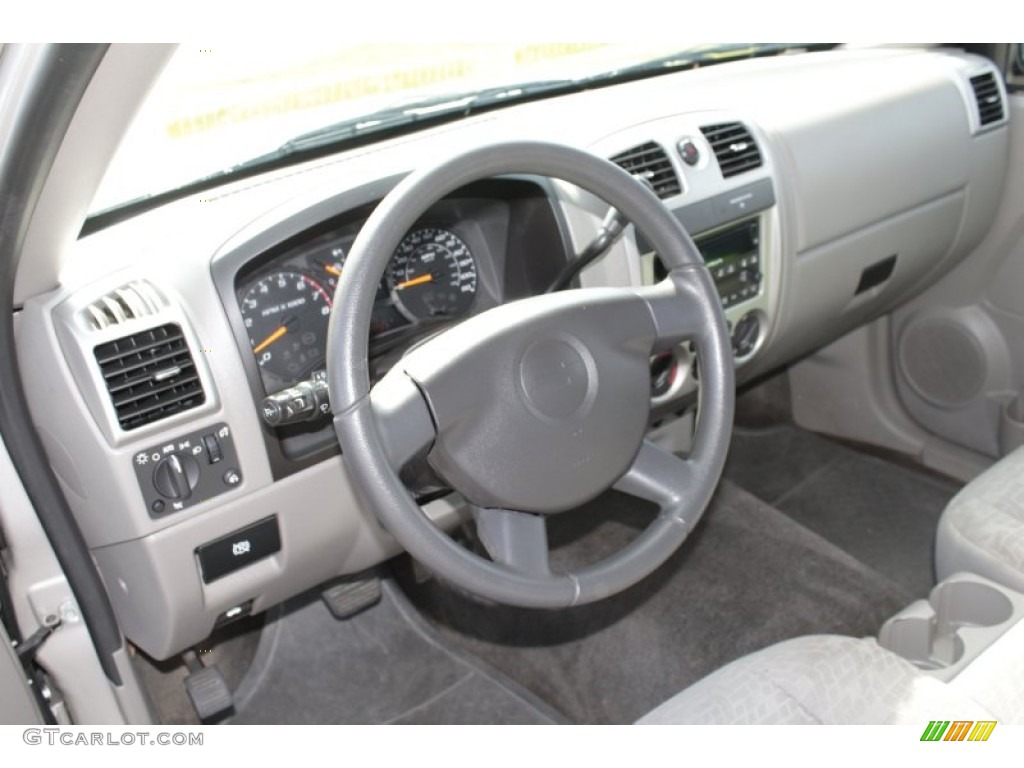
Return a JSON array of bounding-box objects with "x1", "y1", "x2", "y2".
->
[
  {"x1": 969, "y1": 72, "x2": 1004, "y2": 127},
  {"x1": 94, "y1": 323, "x2": 205, "y2": 431},
  {"x1": 700, "y1": 122, "x2": 763, "y2": 178},
  {"x1": 609, "y1": 142, "x2": 681, "y2": 199}
]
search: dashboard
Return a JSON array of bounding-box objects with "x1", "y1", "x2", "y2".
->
[{"x1": 13, "y1": 47, "x2": 1012, "y2": 660}]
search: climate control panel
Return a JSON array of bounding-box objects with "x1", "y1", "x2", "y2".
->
[{"x1": 131, "y1": 422, "x2": 241, "y2": 517}]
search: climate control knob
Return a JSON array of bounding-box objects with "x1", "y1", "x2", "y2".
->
[
  {"x1": 732, "y1": 313, "x2": 761, "y2": 358},
  {"x1": 152, "y1": 453, "x2": 201, "y2": 500}
]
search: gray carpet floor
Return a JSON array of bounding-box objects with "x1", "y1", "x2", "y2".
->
[
  {"x1": 187, "y1": 416, "x2": 957, "y2": 725},
  {"x1": 399, "y1": 480, "x2": 911, "y2": 724},
  {"x1": 723, "y1": 424, "x2": 962, "y2": 597},
  {"x1": 228, "y1": 580, "x2": 564, "y2": 724}
]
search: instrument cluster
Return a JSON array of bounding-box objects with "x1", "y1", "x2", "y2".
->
[{"x1": 237, "y1": 221, "x2": 481, "y2": 396}]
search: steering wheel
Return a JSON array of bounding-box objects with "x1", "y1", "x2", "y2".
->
[{"x1": 328, "y1": 141, "x2": 734, "y2": 608}]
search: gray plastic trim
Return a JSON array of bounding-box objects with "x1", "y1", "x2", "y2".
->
[
  {"x1": 0, "y1": 621, "x2": 42, "y2": 724},
  {"x1": 0, "y1": 428, "x2": 148, "y2": 724},
  {"x1": 51, "y1": 276, "x2": 222, "y2": 449}
]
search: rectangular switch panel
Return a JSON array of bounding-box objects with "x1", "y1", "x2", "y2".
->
[
  {"x1": 196, "y1": 516, "x2": 281, "y2": 583},
  {"x1": 131, "y1": 422, "x2": 241, "y2": 518}
]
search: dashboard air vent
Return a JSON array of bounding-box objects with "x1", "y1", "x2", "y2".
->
[
  {"x1": 700, "y1": 122, "x2": 763, "y2": 178},
  {"x1": 83, "y1": 280, "x2": 163, "y2": 330},
  {"x1": 969, "y1": 72, "x2": 1004, "y2": 127},
  {"x1": 94, "y1": 323, "x2": 205, "y2": 431},
  {"x1": 609, "y1": 142, "x2": 681, "y2": 199}
]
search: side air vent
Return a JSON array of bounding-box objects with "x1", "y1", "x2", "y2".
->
[
  {"x1": 609, "y1": 142, "x2": 681, "y2": 199},
  {"x1": 83, "y1": 281, "x2": 163, "y2": 330},
  {"x1": 969, "y1": 72, "x2": 1004, "y2": 127},
  {"x1": 94, "y1": 323, "x2": 205, "y2": 431},
  {"x1": 700, "y1": 122, "x2": 763, "y2": 178}
]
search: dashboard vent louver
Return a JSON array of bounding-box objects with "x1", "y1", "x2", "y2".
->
[
  {"x1": 83, "y1": 280, "x2": 163, "y2": 331},
  {"x1": 700, "y1": 122, "x2": 763, "y2": 178},
  {"x1": 609, "y1": 142, "x2": 681, "y2": 199},
  {"x1": 94, "y1": 323, "x2": 205, "y2": 431},
  {"x1": 969, "y1": 72, "x2": 1004, "y2": 127}
]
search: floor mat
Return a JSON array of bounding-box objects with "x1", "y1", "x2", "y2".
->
[
  {"x1": 229, "y1": 580, "x2": 564, "y2": 724},
  {"x1": 724, "y1": 424, "x2": 962, "y2": 597},
  {"x1": 398, "y1": 480, "x2": 910, "y2": 724}
]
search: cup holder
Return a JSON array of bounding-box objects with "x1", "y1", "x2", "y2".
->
[{"x1": 879, "y1": 574, "x2": 1018, "y2": 678}]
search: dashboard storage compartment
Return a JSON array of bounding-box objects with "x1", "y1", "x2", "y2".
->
[{"x1": 878, "y1": 572, "x2": 1023, "y2": 680}]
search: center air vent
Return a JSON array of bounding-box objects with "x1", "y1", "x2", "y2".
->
[
  {"x1": 82, "y1": 280, "x2": 163, "y2": 331},
  {"x1": 969, "y1": 72, "x2": 1004, "y2": 127},
  {"x1": 94, "y1": 323, "x2": 205, "y2": 431},
  {"x1": 700, "y1": 122, "x2": 762, "y2": 178},
  {"x1": 609, "y1": 142, "x2": 681, "y2": 199}
]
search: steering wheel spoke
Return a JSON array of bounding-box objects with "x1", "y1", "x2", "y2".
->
[
  {"x1": 472, "y1": 506, "x2": 550, "y2": 576},
  {"x1": 614, "y1": 440, "x2": 700, "y2": 529},
  {"x1": 368, "y1": 370, "x2": 436, "y2": 470},
  {"x1": 638, "y1": 265, "x2": 722, "y2": 354}
]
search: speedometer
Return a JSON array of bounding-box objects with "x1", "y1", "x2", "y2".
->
[
  {"x1": 240, "y1": 270, "x2": 332, "y2": 383},
  {"x1": 388, "y1": 227, "x2": 477, "y2": 320}
]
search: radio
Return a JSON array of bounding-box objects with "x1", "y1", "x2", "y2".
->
[
  {"x1": 696, "y1": 220, "x2": 762, "y2": 308},
  {"x1": 650, "y1": 219, "x2": 762, "y2": 309}
]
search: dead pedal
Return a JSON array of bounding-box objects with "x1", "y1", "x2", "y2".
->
[{"x1": 321, "y1": 575, "x2": 381, "y2": 620}]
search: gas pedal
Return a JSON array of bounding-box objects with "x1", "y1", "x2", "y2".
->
[{"x1": 321, "y1": 574, "x2": 381, "y2": 620}]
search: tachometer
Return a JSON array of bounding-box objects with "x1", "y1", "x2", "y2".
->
[
  {"x1": 240, "y1": 270, "x2": 332, "y2": 382},
  {"x1": 388, "y1": 227, "x2": 477, "y2": 320}
]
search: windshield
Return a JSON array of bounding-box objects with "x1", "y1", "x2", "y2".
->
[{"x1": 91, "y1": 43, "x2": 816, "y2": 215}]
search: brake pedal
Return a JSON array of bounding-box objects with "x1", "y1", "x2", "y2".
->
[
  {"x1": 183, "y1": 650, "x2": 233, "y2": 722},
  {"x1": 321, "y1": 574, "x2": 381, "y2": 619}
]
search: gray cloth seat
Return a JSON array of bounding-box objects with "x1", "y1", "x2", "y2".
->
[
  {"x1": 643, "y1": 618, "x2": 1024, "y2": 729},
  {"x1": 936, "y1": 446, "x2": 1024, "y2": 592},
  {"x1": 637, "y1": 634, "x2": 998, "y2": 725},
  {"x1": 641, "y1": 450, "x2": 1024, "y2": 726}
]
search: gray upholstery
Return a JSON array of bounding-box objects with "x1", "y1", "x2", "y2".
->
[
  {"x1": 936, "y1": 446, "x2": 1024, "y2": 592},
  {"x1": 638, "y1": 635, "x2": 995, "y2": 725}
]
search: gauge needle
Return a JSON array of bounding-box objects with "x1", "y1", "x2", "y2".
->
[
  {"x1": 324, "y1": 263, "x2": 342, "y2": 277},
  {"x1": 253, "y1": 326, "x2": 287, "y2": 355},
  {"x1": 396, "y1": 274, "x2": 433, "y2": 290}
]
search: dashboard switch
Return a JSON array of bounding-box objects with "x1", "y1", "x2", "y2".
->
[
  {"x1": 133, "y1": 422, "x2": 239, "y2": 518},
  {"x1": 153, "y1": 453, "x2": 201, "y2": 500},
  {"x1": 196, "y1": 517, "x2": 280, "y2": 583},
  {"x1": 260, "y1": 371, "x2": 332, "y2": 428},
  {"x1": 678, "y1": 138, "x2": 700, "y2": 166},
  {"x1": 202, "y1": 433, "x2": 223, "y2": 464}
]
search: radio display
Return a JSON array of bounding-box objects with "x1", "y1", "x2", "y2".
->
[
  {"x1": 696, "y1": 221, "x2": 759, "y2": 265},
  {"x1": 650, "y1": 220, "x2": 759, "y2": 283}
]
